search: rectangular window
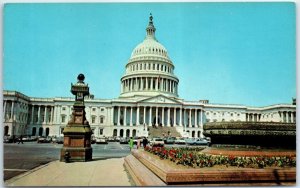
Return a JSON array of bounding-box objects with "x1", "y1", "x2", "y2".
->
[
  {"x1": 61, "y1": 116, "x2": 66, "y2": 123},
  {"x1": 92, "y1": 116, "x2": 96, "y2": 123},
  {"x1": 99, "y1": 129, "x2": 103, "y2": 135},
  {"x1": 100, "y1": 117, "x2": 104, "y2": 124}
]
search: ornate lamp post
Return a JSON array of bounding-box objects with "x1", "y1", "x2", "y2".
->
[{"x1": 60, "y1": 74, "x2": 93, "y2": 162}]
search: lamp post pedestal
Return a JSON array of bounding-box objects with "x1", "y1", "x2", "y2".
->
[{"x1": 60, "y1": 74, "x2": 93, "y2": 162}]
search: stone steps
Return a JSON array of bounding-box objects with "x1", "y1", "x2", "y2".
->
[
  {"x1": 124, "y1": 149, "x2": 296, "y2": 186},
  {"x1": 148, "y1": 126, "x2": 181, "y2": 138},
  {"x1": 124, "y1": 154, "x2": 166, "y2": 186}
]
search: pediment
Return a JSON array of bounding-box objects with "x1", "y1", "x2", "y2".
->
[{"x1": 138, "y1": 95, "x2": 182, "y2": 105}]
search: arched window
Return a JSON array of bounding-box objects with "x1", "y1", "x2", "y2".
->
[
  {"x1": 126, "y1": 129, "x2": 130, "y2": 137},
  {"x1": 39, "y1": 127, "x2": 43, "y2": 136},
  {"x1": 197, "y1": 131, "x2": 201, "y2": 138},
  {"x1": 120, "y1": 129, "x2": 124, "y2": 137},
  {"x1": 32, "y1": 127, "x2": 36, "y2": 136},
  {"x1": 4, "y1": 126, "x2": 9, "y2": 136},
  {"x1": 113, "y1": 129, "x2": 117, "y2": 137},
  {"x1": 100, "y1": 116, "x2": 104, "y2": 124},
  {"x1": 91, "y1": 116, "x2": 96, "y2": 124},
  {"x1": 132, "y1": 129, "x2": 137, "y2": 137},
  {"x1": 46, "y1": 128, "x2": 50, "y2": 136}
]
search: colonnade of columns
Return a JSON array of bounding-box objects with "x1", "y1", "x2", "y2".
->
[
  {"x1": 279, "y1": 111, "x2": 296, "y2": 123},
  {"x1": 29, "y1": 105, "x2": 55, "y2": 124},
  {"x1": 121, "y1": 77, "x2": 178, "y2": 95},
  {"x1": 3, "y1": 100, "x2": 29, "y2": 123},
  {"x1": 246, "y1": 111, "x2": 296, "y2": 123},
  {"x1": 113, "y1": 106, "x2": 203, "y2": 128},
  {"x1": 246, "y1": 113, "x2": 261, "y2": 122}
]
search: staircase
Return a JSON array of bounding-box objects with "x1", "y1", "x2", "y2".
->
[{"x1": 148, "y1": 126, "x2": 181, "y2": 138}]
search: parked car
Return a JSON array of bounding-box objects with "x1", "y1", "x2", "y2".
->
[
  {"x1": 53, "y1": 137, "x2": 64, "y2": 144},
  {"x1": 4, "y1": 136, "x2": 14, "y2": 143},
  {"x1": 204, "y1": 137, "x2": 211, "y2": 145},
  {"x1": 194, "y1": 138, "x2": 208, "y2": 145},
  {"x1": 107, "y1": 137, "x2": 116, "y2": 142},
  {"x1": 165, "y1": 137, "x2": 176, "y2": 144},
  {"x1": 185, "y1": 138, "x2": 196, "y2": 145},
  {"x1": 96, "y1": 137, "x2": 108, "y2": 144},
  {"x1": 119, "y1": 137, "x2": 129, "y2": 144},
  {"x1": 37, "y1": 136, "x2": 52, "y2": 143},
  {"x1": 150, "y1": 137, "x2": 164, "y2": 147},
  {"x1": 174, "y1": 137, "x2": 186, "y2": 145}
]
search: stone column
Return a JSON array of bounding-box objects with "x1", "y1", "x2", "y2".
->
[
  {"x1": 132, "y1": 78, "x2": 135, "y2": 91},
  {"x1": 11, "y1": 101, "x2": 15, "y2": 121},
  {"x1": 162, "y1": 107, "x2": 165, "y2": 126},
  {"x1": 51, "y1": 106, "x2": 54, "y2": 123},
  {"x1": 179, "y1": 108, "x2": 182, "y2": 127},
  {"x1": 37, "y1": 105, "x2": 41, "y2": 123},
  {"x1": 189, "y1": 109, "x2": 192, "y2": 127},
  {"x1": 143, "y1": 107, "x2": 146, "y2": 125},
  {"x1": 130, "y1": 107, "x2": 133, "y2": 126},
  {"x1": 53, "y1": 105, "x2": 57, "y2": 124},
  {"x1": 117, "y1": 106, "x2": 120, "y2": 126},
  {"x1": 200, "y1": 109, "x2": 203, "y2": 127},
  {"x1": 173, "y1": 81, "x2": 175, "y2": 94},
  {"x1": 184, "y1": 108, "x2": 186, "y2": 130},
  {"x1": 44, "y1": 106, "x2": 47, "y2": 124},
  {"x1": 167, "y1": 107, "x2": 170, "y2": 126},
  {"x1": 3, "y1": 101, "x2": 6, "y2": 114},
  {"x1": 194, "y1": 109, "x2": 197, "y2": 127},
  {"x1": 149, "y1": 107, "x2": 152, "y2": 125},
  {"x1": 124, "y1": 107, "x2": 127, "y2": 126},
  {"x1": 156, "y1": 107, "x2": 158, "y2": 125},
  {"x1": 110, "y1": 106, "x2": 115, "y2": 126},
  {"x1": 31, "y1": 105, "x2": 34, "y2": 124},
  {"x1": 156, "y1": 78, "x2": 158, "y2": 91},
  {"x1": 150, "y1": 78, "x2": 153, "y2": 90},
  {"x1": 146, "y1": 77, "x2": 148, "y2": 90},
  {"x1": 141, "y1": 78, "x2": 144, "y2": 90},
  {"x1": 137, "y1": 107, "x2": 140, "y2": 125},
  {"x1": 174, "y1": 108, "x2": 177, "y2": 126},
  {"x1": 291, "y1": 112, "x2": 294, "y2": 123}
]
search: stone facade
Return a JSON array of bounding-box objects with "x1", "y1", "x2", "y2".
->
[{"x1": 3, "y1": 15, "x2": 296, "y2": 139}]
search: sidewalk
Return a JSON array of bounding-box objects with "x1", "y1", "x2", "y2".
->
[{"x1": 4, "y1": 157, "x2": 133, "y2": 186}]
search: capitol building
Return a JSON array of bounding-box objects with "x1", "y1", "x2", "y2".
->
[{"x1": 3, "y1": 15, "x2": 296, "y2": 139}]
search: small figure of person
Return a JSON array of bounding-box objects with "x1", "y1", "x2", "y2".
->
[
  {"x1": 137, "y1": 138, "x2": 141, "y2": 149},
  {"x1": 129, "y1": 137, "x2": 134, "y2": 151},
  {"x1": 12, "y1": 135, "x2": 16, "y2": 143},
  {"x1": 142, "y1": 137, "x2": 148, "y2": 148},
  {"x1": 18, "y1": 135, "x2": 23, "y2": 144}
]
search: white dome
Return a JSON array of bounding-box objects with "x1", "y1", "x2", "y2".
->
[
  {"x1": 130, "y1": 38, "x2": 169, "y2": 59},
  {"x1": 120, "y1": 14, "x2": 179, "y2": 99}
]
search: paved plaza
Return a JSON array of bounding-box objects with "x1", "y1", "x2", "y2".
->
[{"x1": 4, "y1": 157, "x2": 133, "y2": 186}]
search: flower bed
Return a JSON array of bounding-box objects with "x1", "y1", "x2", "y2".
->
[{"x1": 144, "y1": 146, "x2": 296, "y2": 169}]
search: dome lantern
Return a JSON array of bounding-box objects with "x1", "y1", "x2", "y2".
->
[{"x1": 146, "y1": 13, "x2": 156, "y2": 40}]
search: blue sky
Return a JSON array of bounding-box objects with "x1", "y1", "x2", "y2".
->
[{"x1": 3, "y1": 2, "x2": 296, "y2": 107}]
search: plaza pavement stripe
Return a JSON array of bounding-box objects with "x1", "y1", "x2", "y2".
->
[{"x1": 4, "y1": 169, "x2": 29, "y2": 172}]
